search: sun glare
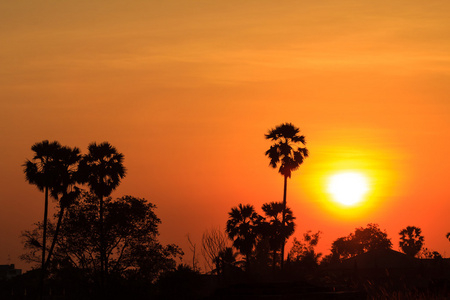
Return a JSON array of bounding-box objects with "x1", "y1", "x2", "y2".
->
[{"x1": 327, "y1": 172, "x2": 369, "y2": 206}]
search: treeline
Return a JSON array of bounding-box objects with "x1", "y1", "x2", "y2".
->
[
  {"x1": 14, "y1": 124, "x2": 450, "y2": 299},
  {"x1": 21, "y1": 140, "x2": 183, "y2": 299},
  {"x1": 214, "y1": 205, "x2": 445, "y2": 277}
]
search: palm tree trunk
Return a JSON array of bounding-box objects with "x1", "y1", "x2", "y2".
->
[
  {"x1": 280, "y1": 175, "x2": 287, "y2": 270},
  {"x1": 45, "y1": 205, "x2": 65, "y2": 269},
  {"x1": 40, "y1": 186, "x2": 49, "y2": 300},
  {"x1": 272, "y1": 249, "x2": 277, "y2": 271},
  {"x1": 100, "y1": 194, "x2": 105, "y2": 291},
  {"x1": 245, "y1": 251, "x2": 251, "y2": 273}
]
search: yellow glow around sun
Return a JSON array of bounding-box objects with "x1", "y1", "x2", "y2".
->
[{"x1": 327, "y1": 172, "x2": 369, "y2": 206}]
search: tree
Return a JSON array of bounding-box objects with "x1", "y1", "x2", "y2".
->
[
  {"x1": 226, "y1": 204, "x2": 261, "y2": 271},
  {"x1": 446, "y1": 232, "x2": 450, "y2": 242},
  {"x1": 214, "y1": 247, "x2": 238, "y2": 278},
  {"x1": 201, "y1": 227, "x2": 229, "y2": 273},
  {"x1": 330, "y1": 224, "x2": 392, "y2": 261},
  {"x1": 23, "y1": 140, "x2": 63, "y2": 298},
  {"x1": 78, "y1": 142, "x2": 126, "y2": 283},
  {"x1": 44, "y1": 145, "x2": 82, "y2": 270},
  {"x1": 418, "y1": 247, "x2": 442, "y2": 259},
  {"x1": 399, "y1": 226, "x2": 424, "y2": 257},
  {"x1": 22, "y1": 193, "x2": 182, "y2": 284},
  {"x1": 287, "y1": 231, "x2": 322, "y2": 269},
  {"x1": 260, "y1": 202, "x2": 295, "y2": 269},
  {"x1": 265, "y1": 123, "x2": 308, "y2": 268}
]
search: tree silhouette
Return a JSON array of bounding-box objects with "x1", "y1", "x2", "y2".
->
[
  {"x1": 214, "y1": 247, "x2": 238, "y2": 278},
  {"x1": 287, "y1": 231, "x2": 322, "y2": 269},
  {"x1": 201, "y1": 227, "x2": 229, "y2": 273},
  {"x1": 399, "y1": 226, "x2": 424, "y2": 257},
  {"x1": 23, "y1": 140, "x2": 63, "y2": 298},
  {"x1": 44, "y1": 145, "x2": 81, "y2": 270},
  {"x1": 226, "y1": 204, "x2": 261, "y2": 271},
  {"x1": 329, "y1": 224, "x2": 392, "y2": 261},
  {"x1": 265, "y1": 123, "x2": 308, "y2": 268},
  {"x1": 447, "y1": 232, "x2": 450, "y2": 242},
  {"x1": 78, "y1": 142, "x2": 126, "y2": 285},
  {"x1": 21, "y1": 193, "x2": 182, "y2": 284},
  {"x1": 260, "y1": 202, "x2": 295, "y2": 270}
]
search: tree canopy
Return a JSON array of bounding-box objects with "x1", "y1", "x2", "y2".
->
[
  {"x1": 329, "y1": 224, "x2": 392, "y2": 261},
  {"x1": 22, "y1": 193, "x2": 182, "y2": 283}
]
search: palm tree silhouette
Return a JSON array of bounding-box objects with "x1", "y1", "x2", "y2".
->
[
  {"x1": 261, "y1": 202, "x2": 295, "y2": 270},
  {"x1": 78, "y1": 142, "x2": 126, "y2": 285},
  {"x1": 399, "y1": 226, "x2": 424, "y2": 257},
  {"x1": 214, "y1": 247, "x2": 238, "y2": 277},
  {"x1": 265, "y1": 123, "x2": 308, "y2": 268},
  {"x1": 226, "y1": 204, "x2": 261, "y2": 271},
  {"x1": 24, "y1": 140, "x2": 63, "y2": 298},
  {"x1": 44, "y1": 145, "x2": 81, "y2": 269}
]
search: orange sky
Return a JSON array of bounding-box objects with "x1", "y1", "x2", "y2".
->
[{"x1": 1, "y1": 1, "x2": 450, "y2": 271}]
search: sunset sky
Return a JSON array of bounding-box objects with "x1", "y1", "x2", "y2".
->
[{"x1": 1, "y1": 1, "x2": 450, "y2": 271}]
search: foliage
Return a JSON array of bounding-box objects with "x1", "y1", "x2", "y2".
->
[
  {"x1": 78, "y1": 141, "x2": 126, "y2": 283},
  {"x1": 201, "y1": 227, "x2": 229, "y2": 273},
  {"x1": 399, "y1": 226, "x2": 424, "y2": 257},
  {"x1": 265, "y1": 123, "x2": 308, "y2": 268},
  {"x1": 265, "y1": 123, "x2": 308, "y2": 178},
  {"x1": 226, "y1": 204, "x2": 262, "y2": 269},
  {"x1": 418, "y1": 247, "x2": 442, "y2": 259},
  {"x1": 214, "y1": 247, "x2": 239, "y2": 277},
  {"x1": 259, "y1": 202, "x2": 295, "y2": 268},
  {"x1": 21, "y1": 193, "x2": 182, "y2": 282},
  {"x1": 24, "y1": 141, "x2": 66, "y2": 198},
  {"x1": 23, "y1": 140, "x2": 82, "y2": 299},
  {"x1": 329, "y1": 224, "x2": 392, "y2": 261},
  {"x1": 287, "y1": 230, "x2": 322, "y2": 269},
  {"x1": 78, "y1": 142, "x2": 126, "y2": 199}
]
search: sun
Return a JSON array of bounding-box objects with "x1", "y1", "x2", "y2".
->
[{"x1": 327, "y1": 172, "x2": 369, "y2": 206}]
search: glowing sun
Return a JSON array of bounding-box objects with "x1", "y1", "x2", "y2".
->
[{"x1": 327, "y1": 172, "x2": 369, "y2": 206}]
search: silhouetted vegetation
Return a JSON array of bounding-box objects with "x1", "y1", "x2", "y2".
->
[
  {"x1": 11, "y1": 136, "x2": 449, "y2": 299},
  {"x1": 225, "y1": 204, "x2": 261, "y2": 272},
  {"x1": 324, "y1": 223, "x2": 392, "y2": 263},
  {"x1": 23, "y1": 141, "x2": 82, "y2": 299},
  {"x1": 286, "y1": 230, "x2": 322, "y2": 271},
  {"x1": 265, "y1": 123, "x2": 308, "y2": 268},
  {"x1": 78, "y1": 142, "x2": 126, "y2": 290},
  {"x1": 260, "y1": 201, "x2": 295, "y2": 270},
  {"x1": 201, "y1": 227, "x2": 229, "y2": 273},
  {"x1": 21, "y1": 193, "x2": 182, "y2": 296},
  {"x1": 399, "y1": 226, "x2": 424, "y2": 257}
]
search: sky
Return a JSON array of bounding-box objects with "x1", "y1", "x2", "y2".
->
[{"x1": 1, "y1": 0, "x2": 450, "y2": 271}]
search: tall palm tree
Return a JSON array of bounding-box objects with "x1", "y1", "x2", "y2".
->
[
  {"x1": 265, "y1": 123, "x2": 308, "y2": 268},
  {"x1": 226, "y1": 204, "x2": 261, "y2": 271},
  {"x1": 24, "y1": 140, "x2": 63, "y2": 298},
  {"x1": 44, "y1": 145, "x2": 81, "y2": 269},
  {"x1": 78, "y1": 142, "x2": 126, "y2": 284},
  {"x1": 261, "y1": 202, "x2": 295, "y2": 270}
]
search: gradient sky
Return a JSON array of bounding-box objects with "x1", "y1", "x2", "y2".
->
[{"x1": 2, "y1": 1, "x2": 450, "y2": 271}]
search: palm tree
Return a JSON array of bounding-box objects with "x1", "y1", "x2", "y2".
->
[
  {"x1": 265, "y1": 123, "x2": 308, "y2": 268},
  {"x1": 260, "y1": 202, "x2": 295, "y2": 270},
  {"x1": 78, "y1": 142, "x2": 126, "y2": 284},
  {"x1": 399, "y1": 226, "x2": 424, "y2": 257},
  {"x1": 24, "y1": 140, "x2": 63, "y2": 298},
  {"x1": 44, "y1": 145, "x2": 81, "y2": 269},
  {"x1": 214, "y1": 247, "x2": 238, "y2": 278},
  {"x1": 226, "y1": 204, "x2": 261, "y2": 271}
]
